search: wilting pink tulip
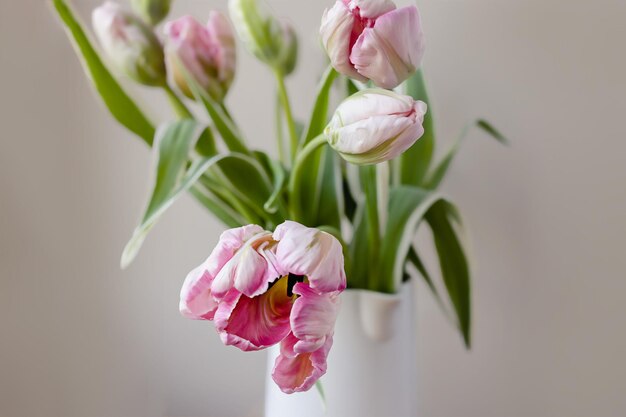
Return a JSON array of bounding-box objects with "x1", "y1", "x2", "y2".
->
[
  {"x1": 325, "y1": 88, "x2": 427, "y2": 165},
  {"x1": 320, "y1": 0, "x2": 425, "y2": 89},
  {"x1": 164, "y1": 12, "x2": 236, "y2": 101},
  {"x1": 180, "y1": 221, "x2": 345, "y2": 393}
]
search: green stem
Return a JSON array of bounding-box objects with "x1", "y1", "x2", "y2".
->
[
  {"x1": 164, "y1": 85, "x2": 193, "y2": 119},
  {"x1": 360, "y1": 165, "x2": 381, "y2": 290},
  {"x1": 288, "y1": 134, "x2": 328, "y2": 220},
  {"x1": 274, "y1": 69, "x2": 299, "y2": 162},
  {"x1": 275, "y1": 93, "x2": 287, "y2": 166}
]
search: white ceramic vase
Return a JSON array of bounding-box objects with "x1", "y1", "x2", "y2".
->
[{"x1": 264, "y1": 283, "x2": 417, "y2": 417}]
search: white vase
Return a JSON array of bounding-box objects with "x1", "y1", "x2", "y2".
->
[{"x1": 264, "y1": 283, "x2": 417, "y2": 417}]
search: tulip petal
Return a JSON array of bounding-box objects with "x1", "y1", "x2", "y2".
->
[
  {"x1": 206, "y1": 11, "x2": 236, "y2": 86},
  {"x1": 179, "y1": 262, "x2": 219, "y2": 320},
  {"x1": 329, "y1": 89, "x2": 416, "y2": 126},
  {"x1": 348, "y1": 0, "x2": 396, "y2": 19},
  {"x1": 351, "y1": 6, "x2": 425, "y2": 89},
  {"x1": 330, "y1": 113, "x2": 415, "y2": 155},
  {"x1": 320, "y1": 1, "x2": 367, "y2": 82},
  {"x1": 209, "y1": 227, "x2": 268, "y2": 299},
  {"x1": 272, "y1": 333, "x2": 333, "y2": 394},
  {"x1": 274, "y1": 221, "x2": 346, "y2": 293},
  {"x1": 290, "y1": 283, "x2": 340, "y2": 353},
  {"x1": 214, "y1": 276, "x2": 294, "y2": 351}
]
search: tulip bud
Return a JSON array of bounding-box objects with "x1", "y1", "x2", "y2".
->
[
  {"x1": 324, "y1": 89, "x2": 427, "y2": 165},
  {"x1": 131, "y1": 0, "x2": 172, "y2": 26},
  {"x1": 164, "y1": 13, "x2": 236, "y2": 102},
  {"x1": 92, "y1": 2, "x2": 166, "y2": 86},
  {"x1": 228, "y1": 0, "x2": 298, "y2": 75},
  {"x1": 320, "y1": 1, "x2": 425, "y2": 89},
  {"x1": 267, "y1": 19, "x2": 298, "y2": 76}
]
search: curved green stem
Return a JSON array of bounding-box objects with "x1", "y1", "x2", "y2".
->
[
  {"x1": 274, "y1": 69, "x2": 299, "y2": 162},
  {"x1": 163, "y1": 85, "x2": 193, "y2": 119},
  {"x1": 288, "y1": 134, "x2": 328, "y2": 220}
]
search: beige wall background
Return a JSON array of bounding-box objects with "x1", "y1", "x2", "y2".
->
[{"x1": 2, "y1": 0, "x2": 625, "y2": 416}]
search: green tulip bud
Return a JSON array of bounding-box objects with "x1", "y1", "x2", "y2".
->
[
  {"x1": 131, "y1": 0, "x2": 172, "y2": 26},
  {"x1": 228, "y1": 0, "x2": 298, "y2": 75}
]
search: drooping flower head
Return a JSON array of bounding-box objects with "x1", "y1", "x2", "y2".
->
[
  {"x1": 320, "y1": 0, "x2": 425, "y2": 89},
  {"x1": 325, "y1": 88, "x2": 427, "y2": 165},
  {"x1": 180, "y1": 221, "x2": 346, "y2": 393},
  {"x1": 164, "y1": 12, "x2": 236, "y2": 101},
  {"x1": 92, "y1": 1, "x2": 166, "y2": 86}
]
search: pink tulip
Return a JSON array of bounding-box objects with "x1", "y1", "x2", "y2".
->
[
  {"x1": 325, "y1": 88, "x2": 427, "y2": 165},
  {"x1": 92, "y1": 2, "x2": 166, "y2": 86},
  {"x1": 164, "y1": 12, "x2": 236, "y2": 101},
  {"x1": 180, "y1": 221, "x2": 346, "y2": 393},
  {"x1": 320, "y1": 0, "x2": 425, "y2": 89}
]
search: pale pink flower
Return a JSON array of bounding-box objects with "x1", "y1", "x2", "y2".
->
[
  {"x1": 320, "y1": 0, "x2": 425, "y2": 89},
  {"x1": 180, "y1": 221, "x2": 345, "y2": 393},
  {"x1": 92, "y1": 1, "x2": 166, "y2": 86},
  {"x1": 164, "y1": 12, "x2": 236, "y2": 101},
  {"x1": 325, "y1": 88, "x2": 427, "y2": 165}
]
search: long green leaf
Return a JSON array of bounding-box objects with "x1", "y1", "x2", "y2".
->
[
  {"x1": 398, "y1": 69, "x2": 435, "y2": 186},
  {"x1": 51, "y1": 0, "x2": 155, "y2": 145},
  {"x1": 426, "y1": 200, "x2": 471, "y2": 347},
  {"x1": 301, "y1": 66, "x2": 337, "y2": 144},
  {"x1": 122, "y1": 120, "x2": 207, "y2": 268},
  {"x1": 347, "y1": 203, "x2": 370, "y2": 289},
  {"x1": 178, "y1": 60, "x2": 249, "y2": 154},
  {"x1": 189, "y1": 183, "x2": 246, "y2": 228},
  {"x1": 207, "y1": 153, "x2": 282, "y2": 227},
  {"x1": 378, "y1": 186, "x2": 444, "y2": 293},
  {"x1": 425, "y1": 119, "x2": 508, "y2": 189},
  {"x1": 314, "y1": 148, "x2": 344, "y2": 230},
  {"x1": 292, "y1": 67, "x2": 340, "y2": 227}
]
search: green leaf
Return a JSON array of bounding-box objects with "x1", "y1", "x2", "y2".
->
[
  {"x1": 207, "y1": 153, "x2": 282, "y2": 227},
  {"x1": 178, "y1": 59, "x2": 249, "y2": 154},
  {"x1": 121, "y1": 120, "x2": 207, "y2": 268},
  {"x1": 425, "y1": 118, "x2": 508, "y2": 189},
  {"x1": 301, "y1": 66, "x2": 337, "y2": 145},
  {"x1": 290, "y1": 67, "x2": 340, "y2": 227},
  {"x1": 378, "y1": 186, "x2": 444, "y2": 293},
  {"x1": 477, "y1": 119, "x2": 509, "y2": 144},
  {"x1": 314, "y1": 148, "x2": 344, "y2": 229},
  {"x1": 51, "y1": 0, "x2": 155, "y2": 146},
  {"x1": 398, "y1": 69, "x2": 435, "y2": 186},
  {"x1": 263, "y1": 158, "x2": 287, "y2": 215},
  {"x1": 425, "y1": 200, "x2": 471, "y2": 348},
  {"x1": 406, "y1": 245, "x2": 453, "y2": 321},
  {"x1": 347, "y1": 203, "x2": 370, "y2": 289},
  {"x1": 189, "y1": 184, "x2": 246, "y2": 228}
]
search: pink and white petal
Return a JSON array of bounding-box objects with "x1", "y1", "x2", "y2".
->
[
  {"x1": 351, "y1": 7, "x2": 424, "y2": 89},
  {"x1": 290, "y1": 283, "x2": 340, "y2": 354},
  {"x1": 320, "y1": 1, "x2": 366, "y2": 81},
  {"x1": 205, "y1": 225, "x2": 265, "y2": 278},
  {"x1": 272, "y1": 335, "x2": 334, "y2": 394},
  {"x1": 330, "y1": 113, "x2": 415, "y2": 155},
  {"x1": 209, "y1": 228, "x2": 269, "y2": 299},
  {"x1": 329, "y1": 89, "x2": 415, "y2": 127},
  {"x1": 214, "y1": 277, "x2": 294, "y2": 352},
  {"x1": 233, "y1": 246, "x2": 271, "y2": 298},
  {"x1": 348, "y1": 0, "x2": 396, "y2": 19},
  {"x1": 274, "y1": 221, "x2": 346, "y2": 293},
  {"x1": 179, "y1": 262, "x2": 218, "y2": 320}
]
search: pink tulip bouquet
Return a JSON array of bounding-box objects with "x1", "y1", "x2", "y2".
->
[{"x1": 52, "y1": 0, "x2": 505, "y2": 395}]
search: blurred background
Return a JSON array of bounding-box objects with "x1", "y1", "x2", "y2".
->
[{"x1": 1, "y1": 0, "x2": 626, "y2": 416}]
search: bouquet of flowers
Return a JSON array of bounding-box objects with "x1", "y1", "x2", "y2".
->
[{"x1": 52, "y1": 0, "x2": 505, "y2": 396}]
